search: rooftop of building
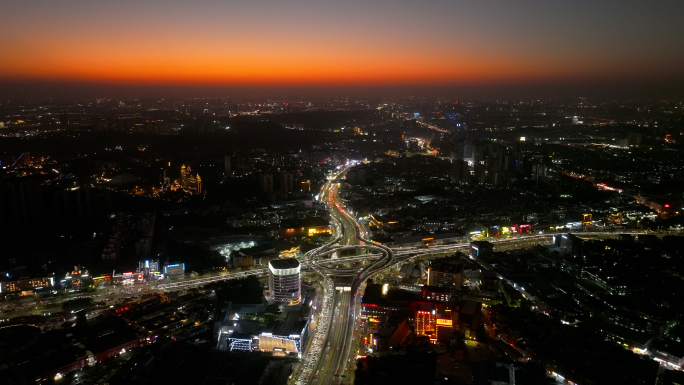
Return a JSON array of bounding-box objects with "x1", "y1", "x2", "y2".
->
[
  {"x1": 460, "y1": 300, "x2": 480, "y2": 316},
  {"x1": 269, "y1": 258, "x2": 300, "y2": 270},
  {"x1": 274, "y1": 311, "x2": 305, "y2": 337},
  {"x1": 362, "y1": 283, "x2": 421, "y2": 305},
  {"x1": 421, "y1": 285, "x2": 451, "y2": 294}
]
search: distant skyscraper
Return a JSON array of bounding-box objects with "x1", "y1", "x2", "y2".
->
[
  {"x1": 224, "y1": 155, "x2": 231, "y2": 174},
  {"x1": 268, "y1": 258, "x2": 301, "y2": 304},
  {"x1": 180, "y1": 165, "x2": 202, "y2": 194},
  {"x1": 180, "y1": 164, "x2": 188, "y2": 184},
  {"x1": 260, "y1": 174, "x2": 273, "y2": 193},
  {"x1": 451, "y1": 160, "x2": 470, "y2": 184},
  {"x1": 279, "y1": 172, "x2": 294, "y2": 193},
  {"x1": 474, "y1": 163, "x2": 487, "y2": 184}
]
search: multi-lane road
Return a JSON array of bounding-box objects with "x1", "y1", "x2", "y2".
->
[
  {"x1": 324, "y1": 172, "x2": 364, "y2": 247},
  {"x1": 9, "y1": 230, "x2": 658, "y2": 322},
  {"x1": 303, "y1": 168, "x2": 359, "y2": 385},
  {"x1": 304, "y1": 167, "x2": 397, "y2": 385},
  {"x1": 295, "y1": 166, "x2": 674, "y2": 385},
  {"x1": 296, "y1": 167, "x2": 404, "y2": 384},
  {"x1": 6, "y1": 166, "x2": 676, "y2": 384},
  {"x1": 308, "y1": 169, "x2": 366, "y2": 385}
]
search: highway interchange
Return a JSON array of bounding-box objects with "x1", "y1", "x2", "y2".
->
[
  {"x1": 4, "y1": 165, "x2": 672, "y2": 385},
  {"x1": 298, "y1": 169, "x2": 396, "y2": 385},
  {"x1": 287, "y1": 167, "x2": 663, "y2": 385},
  {"x1": 291, "y1": 166, "x2": 666, "y2": 385}
]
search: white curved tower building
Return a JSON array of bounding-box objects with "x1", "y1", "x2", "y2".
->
[{"x1": 268, "y1": 258, "x2": 301, "y2": 304}]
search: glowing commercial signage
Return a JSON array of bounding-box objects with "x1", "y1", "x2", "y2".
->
[{"x1": 436, "y1": 318, "x2": 453, "y2": 326}]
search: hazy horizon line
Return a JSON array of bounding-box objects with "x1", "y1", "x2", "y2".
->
[{"x1": 2, "y1": 78, "x2": 684, "y2": 102}]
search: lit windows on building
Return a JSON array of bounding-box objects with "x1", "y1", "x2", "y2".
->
[
  {"x1": 420, "y1": 286, "x2": 452, "y2": 302},
  {"x1": 0, "y1": 276, "x2": 54, "y2": 294},
  {"x1": 415, "y1": 310, "x2": 436, "y2": 337},
  {"x1": 268, "y1": 258, "x2": 301, "y2": 305}
]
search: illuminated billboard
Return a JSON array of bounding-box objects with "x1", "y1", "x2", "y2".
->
[{"x1": 436, "y1": 318, "x2": 453, "y2": 326}]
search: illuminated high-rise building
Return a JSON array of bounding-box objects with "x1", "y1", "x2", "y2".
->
[
  {"x1": 179, "y1": 165, "x2": 202, "y2": 195},
  {"x1": 415, "y1": 309, "x2": 436, "y2": 339},
  {"x1": 268, "y1": 258, "x2": 301, "y2": 304}
]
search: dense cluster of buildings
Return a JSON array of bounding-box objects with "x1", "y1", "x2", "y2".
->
[
  {"x1": 0, "y1": 290, "x2": 213, "y2": 383},
  {"x1": 216, "y1": 287, "x2": 309, "y2": 357},
  {"x1": 360, "y1": 282, "x2": 483, "y2": 351},
  {"x1": 1, "y1": 96, "x2": 683, "y2": 383},
  {"x1": 467, "y1": 234, "x2": 684, "y2": 370},
  {"x1": 356, "y1": 232, "x2": 684, "y2": 383},
  {"x1": 175, "y1": 164, "x2": 202, "y2": 195}
]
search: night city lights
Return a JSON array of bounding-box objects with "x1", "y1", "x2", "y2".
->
[{"x1": 1, "y1": 1, "x2": 684, "y2": 385}]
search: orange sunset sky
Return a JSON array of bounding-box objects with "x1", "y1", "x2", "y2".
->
[{"x1": 2, "y1": 0, "x2": 684, "y2": 97}]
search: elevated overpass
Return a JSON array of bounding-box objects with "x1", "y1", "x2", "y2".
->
[{"x1": 158, "y1": 230, "x2": 662, "y2": 290}]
